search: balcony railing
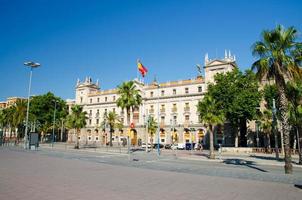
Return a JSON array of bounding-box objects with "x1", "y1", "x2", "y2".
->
[
  {"x1": 160, "y1": 108, "x2": 165, "y2": 113},
  {"x1": 184, "y1": 107, "x2": 190, "y2": 112},
  {"x1": 149, "y1": 109, "x2": 154, "y2": 114},
  {"x1": 171, "y1": 107, "x2": 177, "y2": 113},
  {"x1": 95, "y1": 113, "x2": 100, "y2": 118}
]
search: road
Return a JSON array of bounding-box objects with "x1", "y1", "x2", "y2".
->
[{"x1": 0, "y1": 146, "x2": 301, "y2": 200}]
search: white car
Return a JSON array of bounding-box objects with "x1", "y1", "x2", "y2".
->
[
  {"x1": 171, "y1": 144, "x2": 178, "y2": 150},
  {"x1": 141, "y1": 143, "x2": 152, "y2": 148},
  {"x1": 177, "y1": 143, "x2": 185, "y2": 150}
]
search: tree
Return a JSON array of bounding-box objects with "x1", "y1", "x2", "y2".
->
[
  {"x1": 30, "y1": 92, "x2": 68, "y2": 137},
  {"x1": 65, "y1": 105, "x2": 87, "y2": 149},
  {"x1": 286, "y1": 81, "x2": 302, "y2": 164},
  {"x1": 207, "y1": 69, "x2": 262, "y2": 147},
  {"x1": 116, "y1": 81, "x2": 142, "y2": 126},
  {"x1": 198, "y1": 95, "x2": 225, "y2": 159},
  {"x1": 104, "y1": 111, "x2": 120, "y2": 146},
  {"x1": 12, "y1": 99, "x2": 27, "y2": 139},
  {"x1": 260, "y1": 110, "x2": 273, "y2": 149},
  {"x1": 147, "y1": 116, "x2": 158, "y2": 151},
  {"x1": 252, "y1": 25, "x2": 302, "y2": 174}
]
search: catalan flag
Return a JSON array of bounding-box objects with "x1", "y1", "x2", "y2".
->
[{"x1": 137, "y1": 60, "x2": 148, "y2": 77}]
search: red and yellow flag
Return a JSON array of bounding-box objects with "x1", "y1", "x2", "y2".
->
[{"x1": 137, "y1": 60, "x2": 148, "y2": 77}]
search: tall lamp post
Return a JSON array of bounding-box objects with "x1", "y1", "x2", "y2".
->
[
  {"x1": 52, "y1": 100, "x2": 58, "y2": 148},
  {"x1": 272, "y1": 99, "x2": 279, "y2": 159},
  {"x1": 24, "y1": 61, "x2": 41, "y2": 149},
  {"x1": 153, "y1": 80, "x2": 160, "y2": 156}
]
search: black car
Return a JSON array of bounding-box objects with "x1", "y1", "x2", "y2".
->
[
  {"x1": 164, "y1": 144, "x2": 172, "y2": 149},
  {"x1": 153, "y1": 143, "x2": 164, "y2": 149}
]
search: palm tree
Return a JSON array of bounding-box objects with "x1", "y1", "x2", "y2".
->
[
  {"x1": 147, "y1": 116, "x2": 158, "y2": 151},
  {"x1": 116, "y1": 81, "x2": 142, "y2": 126},
  {"x1": 104, "y1": 111, "x2": 120, "y2": 146},
  {"x1": 198, "y1": 95, "x2": 225, "y2": 159},
  {"x1": 12, "y1": 99, "x2": 27, "y2": 139},
  {"x1": 260, "y1": 110, "x2": 273, "y2": 150},
  {"x1": 252, "y1": 25, "x2": 302, "y2": 173},
  {"x1": 66, "y1": 105, "x2": 87, "y2": 149},
  {"x1": 287, "y1": 81, "x2": 302, "y2": 164}
]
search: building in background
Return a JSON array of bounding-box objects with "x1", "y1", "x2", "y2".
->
[{"x1": 68, "y1": 52, "x2": 237, "y2": 146}]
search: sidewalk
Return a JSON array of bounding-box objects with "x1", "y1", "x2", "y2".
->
[{"x1": 37, "y1": 143, "x2": 302, "y2": 168}]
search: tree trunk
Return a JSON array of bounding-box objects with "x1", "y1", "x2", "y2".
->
[
  {"x1": 126, "y1": 108, "x2": 130, "y2": 126},
  {"x1": 235, "y1": 128, "x2": 239, "y2": 148},
  {"x1": 75, "y1": 128, "x2": 79, "y2": 149},
  {"x1": 297, "y1": 126, "x2": 302, "y2": 165},
  {"x1": 109, "y1": 127, "x2": 113, "y2": 147},
  {"x1": 209, "y1": 125, "x2": 215, "y2": 159},
  {"x1": 267, "y1": 133, "x2": 271, "y2": 149},
  {"x1": 276, "y1": 78, "x2": 292, "y2": 174}
]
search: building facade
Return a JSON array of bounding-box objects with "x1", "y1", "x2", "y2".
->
[{"x1": 68, "y1": 53, "x2": 237, "y2": 146}]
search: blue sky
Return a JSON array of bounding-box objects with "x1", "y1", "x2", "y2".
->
[{"x1": 0, "y1": 0, "x2": 301, "y2": 101}]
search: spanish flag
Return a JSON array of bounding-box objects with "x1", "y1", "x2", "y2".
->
[{"x1": 137, "y1": 60, "x2": 148, "y2": 77}]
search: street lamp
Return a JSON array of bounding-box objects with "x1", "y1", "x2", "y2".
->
[
  {"x1": 272, "y1": 99, "x2": 279, "y2": 159},
  {"x1": 52, "y1": 100, "x2": 58, "y2": 148},
  {"x1": 153, "y1": 80, "x2": 160, "y2": 156},
  {"x1": 255, "y1": 120, "x2": 260, "y2": 147},
  {"x1": 24, "y1": 61, "x2": 41, "y2": 149}
]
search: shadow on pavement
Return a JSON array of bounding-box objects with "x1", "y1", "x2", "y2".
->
[
  {"x1": 294, "y1": 184, "x2": 302, "y2": 189},
  {"x1": 250, "y1": 155, "x2": 301, "y2": 165},
  {"x1": 223, "y1": 158, "x2": 268, "y2": 172},
  {"x1": 250, "y1": 155, "x2": 283, "y2": 162}
]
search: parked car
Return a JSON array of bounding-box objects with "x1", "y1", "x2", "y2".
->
[
  {"x1": 153, "y1": 143, "x2": 164, "y2": 149},
  {"x1": 185, "y1": 143, "x2": 196, "y2": 150},
  {"x1": 164, "y1": 144, "x2": 172, "y2": 149},
  {"x1": 141, "y1": 143, "x2": 152, "y2": 148},
  {"x1": 177, "y1": 143, "x2": 185, "y2": 150},
  {"x1": 171, "y1": 144, "x2": 178, "y2": 150}
]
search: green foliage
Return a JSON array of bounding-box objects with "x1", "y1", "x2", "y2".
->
[
  {"x1": 263, "y1": 84, "x2": 278, "y2": 110},
  {"x1": 198, "y1": 95, "x2": 225, "y2": 127},
  {"x1": 286, "y1": 80, "x2": 302, "y2": 127},
  {"x1": 207, "y1": 68, "x2": 262, "y2": 125},
  {"x1": 147, "y1": 116, "x2": 158, "y2": 137},
  {"x1": 65, "y1": 105, "x2": 87, "y2": 131},
  {"x1": 252, "y1": 25, "x2": 302, "y2": 82},
  {"x1": 30, "y1": 92, "x2": 67, "y2": 131},
  {"x1": 116, "y1": 81, "x2": 142, "y2": 125}
]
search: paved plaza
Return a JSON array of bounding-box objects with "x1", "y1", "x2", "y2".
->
[{"x1": 0, "y1": 146, "x2": 301, "y2": 200}]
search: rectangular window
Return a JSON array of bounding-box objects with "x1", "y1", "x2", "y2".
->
[
  {"x1": 198, "y1": 86, "x2": 202, "y2": 92},
  {"x1": 150, "y1": 91, "x2": 154, "y2": 97},
  {"x1": 113, "y1": 96, "x2": 116, "y2": 101},
  {"x1": 90, "y1": 98, "x2": 92, "y2": 103},
  {"x1": 161, "y1": 116, "x2": 165, "y2": 122},
  {"x1": 113, "y1": 108, "x2": 116, "y2": 113},
  {"x1": 89, "y1": 119, "x2": 92, "y2": 125},
  {"x1": 96, "y1": 119, "x2": 99, "y2": 124},
  {"x1": 185, "y1": 88, "x2": 189, "y2": 94},
  {"x1": 173, "y1": 89, "x2": 176, "y2": 95},
  {"x1": 161, "y1": 139, "x2": 165, "y2": 142},
  {"x1": 95, "y1": 137, "x2": 99, "y2": 141},
  {"x1": 105, "y1": 97, "x2": 107, "y2": 102},
  {"x1": 161, "y1": 90, "x2": 165, "y2": 96},
  {"x1": 185, "y1": 115, "x2": 189, "y2": 121},
  {"x1": 97, "y1": 98, "x2": 100, "y2": 102}
]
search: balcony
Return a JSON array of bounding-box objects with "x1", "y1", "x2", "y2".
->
[
  {"x1": 184, "y1": 107, "x2": 190, "y2": 112},
  {"x1": 88, "y1": 113, "x2": 92, "y2": 118},
  {"x1": 171, "y1": 107, "x2": 177, "y2": 113},
  {"x1": 160, "y1": 108, "x2": 165, "y2": 114},
  {"x1": 95, "y1": 113, "x2": 100, "y2": 118},
  {"x1": 149, "y1": 109, "x2": 154, "y2": 114}
]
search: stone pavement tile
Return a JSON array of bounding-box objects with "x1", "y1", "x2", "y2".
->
[{"x1": 1, "y1": 148, "x2": 301, "y2": 200}]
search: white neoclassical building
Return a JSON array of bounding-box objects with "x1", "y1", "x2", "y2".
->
[{"x1": 68, "y1": 52, "x2": 236, "y2": 146}]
